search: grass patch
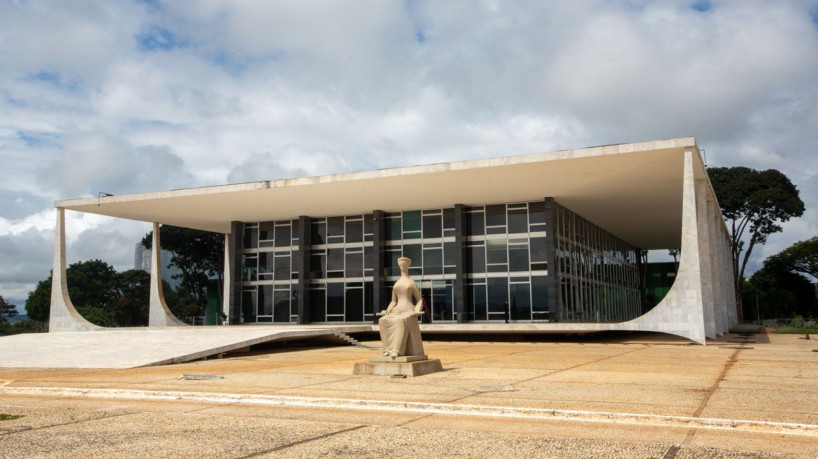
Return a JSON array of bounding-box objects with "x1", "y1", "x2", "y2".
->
[
  {"x1": 775, "y1": 326, "x2": 818, "y2": 334},
  {"x1": 0, "y1": 413, "x2": 24, "y2": 421}
]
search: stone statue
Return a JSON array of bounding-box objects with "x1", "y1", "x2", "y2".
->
[{"x1": 377, "y1": 257, "x2": 425, "y2": 358}]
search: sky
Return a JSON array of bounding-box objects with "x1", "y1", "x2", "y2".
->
[{"x1": 1, "y1": 0, "x2": 817, "y2": 312}]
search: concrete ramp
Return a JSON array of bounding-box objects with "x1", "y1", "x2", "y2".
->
[{"x1": 0, "y1": 325, "x2": 372, "y2": 369}]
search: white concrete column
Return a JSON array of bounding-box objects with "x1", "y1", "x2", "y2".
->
[
  {"x1": 706, "y1": 197, "x2": 725, "y2": 336},
  {"x1": 697, "y1": 179, "x2": 716, "y2": 339},
  {"x1": 625, "y1": 148, "x2": 707, "y2": 344},
  {"x1": 48, "y1": 208, "x2": 102, "y2": 332},
  {"x1": 222, "y1": 232, "x2": 232, "y2": 325},
  {"x1": 148, "y1": 223, "x2": 187, "y2": 327}
]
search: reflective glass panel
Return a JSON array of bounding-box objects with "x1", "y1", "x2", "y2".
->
[
  {"x1": 345, "y1": 252, "x2": 363, "y2": 278},
  {"x1": 327, "y1": 283, "x2": 344, "y2": 315},
  {"x1": 259, "y1": 222, "x2": 274, "y2": 241},
  {"x1": 275, "y1": 225, "x2": 290, "y2": 247},
  {"x1": 422, "y1": 214, "x2": 442, "y2": 239},
  {"x1": 402, "y1": 211, "x2": 421, "y2": 232},
  {"x1": 345, "y1": 287, "x2": 363, "y2": 322},
  {"x1": 345, "y1": 220, "x2": 362, "y2": 243},
  {"x1": 508, "y1": 208, "x2": 527, "y2": 234},
  {"x1": 509, "y1": 244, "x2": 529, "y2": 271},
  {"x1": 486, "y1": 239, "x2": 507, "y2": 264},
  {"x1": 469, "y1": 211, "x2": 484, "y2": 236},
  {"x1": 274, "y1": 256, "x2": 290, "y2": 280},
  {"x1": 487, "y1": 278, "x2": 508, "y2": 313},
  {"x1": 509, "y1": 283, "x2": 530, "y2": 320},
  {"x1": 532, "y1": 276, "x2": 549, "y2": 312},
  {"x1": 485, "y1": 204, "x2": 506, "y2": 227},
  {"x1": 273, "y1": 289, "x2": 290, "y2": 322},
  {"x1": 311, "y1": 222, "x2": 326, "y2": 245}
]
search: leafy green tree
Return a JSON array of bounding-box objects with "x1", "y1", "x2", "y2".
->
[
  {"x1": 25, "y1": 275, "x2": 51, "y2": 324},
  {"x1": 708, "y1": 167, "x2": 805, "y2": 320},
  {"x1": 141, "y1": 225, "x2": 224, "y2": 310},
  {"x1": 110, "y1": 269, "x2": 151, "y2": 327},
  {"x1": 0, "y1": 295, "x2": 18, "y2": 323},
  {"x1": 66, "y1": 260, "x2": 118, "y2": 313},
  {"x1": 25, "y1": 263, "x2": 175, "y2": 327},
  {"x1": 767, "y1": 237, "x2": 818, "y2": 280},
  {"x1": 742, "y1": 263, "x2": 817, "y2": 320}
]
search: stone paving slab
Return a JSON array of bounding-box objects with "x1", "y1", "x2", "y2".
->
[{"x1": 0, "y1": 332, "x2": 816, "y2": 458}]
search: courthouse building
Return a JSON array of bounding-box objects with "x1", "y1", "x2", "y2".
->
[{"x1": 48, "y1": 137, "x2": 735, "y2": 344}]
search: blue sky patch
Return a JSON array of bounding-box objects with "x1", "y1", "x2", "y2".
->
[
  {"x1": 17, "y1": 131, "x2": 62, "y2": 148},
  {"x1": 31, "y1": 70, "x2": 61, "y2": 85},
  {"x1": 415, "y1": 26, "x2": 426, "y2": 44},
  {"x1": 137, "y1": 25, "x2": 185, "y2": 51},
  {"x1": 690, "y1": 0, "x2": 711, "y2": 12},
  {"x1": 27, "y1": 70, "x2": 81, "y2": 92}
]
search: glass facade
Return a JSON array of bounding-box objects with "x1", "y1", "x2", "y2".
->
[
  {"x1": 240, "y1": 220, "x2": 300, "y2": 323},
  {"x1": 555, "y1": 205, "x2": 641, "y2": 322},
  {"x1": 383, "y1": 209, "x2": 457, "y2": 322},
  {"x1": 237, "y1": 199, "x2": 644, "y2": 324},
  {"x1": 465, "y1": 202, "x2": 550, "y2": 321},
  {"x1": 308, "y1": 215, "x2": 375, "y2": 323}
]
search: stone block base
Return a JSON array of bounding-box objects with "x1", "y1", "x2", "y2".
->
[{"x1": 353, "y1": 358, "x2": 443, "y2": 377}]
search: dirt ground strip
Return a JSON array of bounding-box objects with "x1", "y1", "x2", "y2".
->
[{"x1": 0, "y1": 331, "x2": 816, "y2": 458}]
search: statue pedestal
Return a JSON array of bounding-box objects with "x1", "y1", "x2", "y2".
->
[{"x1": 353, "y1": 355, "x2": 443, "y2": 377}]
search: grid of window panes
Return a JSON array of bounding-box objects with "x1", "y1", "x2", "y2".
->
[
  {"x1": 308, "y1": 215, "x2": 375, "y2": 323},
  {"x1": 240, "y1": 220, "x2": 300, "y2": 323},
  {"x1": 465, "y1": 202, "x2": 551, "y2": 322},
  {"x1": 555, "y1": 204, "x2": 641, "y2": 322},
  {"x1": 383, "y1": 209, "x2": 457, "y2": 322}
]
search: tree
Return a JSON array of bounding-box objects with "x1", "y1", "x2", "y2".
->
[
  {"x1": 668, "y1": 248, "x2": 680, "y2": 272},
  {"x1": 110, "y1": 269, "x2": 151, "y2": 327},
  {"x1": 767, "y1": 237, "x2": 818, "y2": 279},
  {"x1": 25, "y1": 275, "x2": 51, "y2": 324},
  {"x1": 0, "y1": 295, "x2": 18, "y2": 323},
  {"x1": 708, "y1": 167, "x2": 805, "y2": 321},
  {"x1": 742, "y1": 262, "x2": 817, "y2": 321},
  {"x1": 25, "y1": 265, "x2": 167, "y2": 328},
  {"x1": 141, "y1": 225, "x2": 224, "y2": 309}
]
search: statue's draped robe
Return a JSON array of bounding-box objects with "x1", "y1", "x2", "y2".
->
[{"x1": 378, "y1": 279, "x2": 425, "y2": 356}]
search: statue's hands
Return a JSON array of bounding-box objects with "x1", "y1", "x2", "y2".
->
[{"x1": 376, "y1": 310, "x2": 387, "y2": 317}]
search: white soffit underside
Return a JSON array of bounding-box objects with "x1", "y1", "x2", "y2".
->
[{"x1": 57, "y1": 138, "x2": 707, "y2": 249}]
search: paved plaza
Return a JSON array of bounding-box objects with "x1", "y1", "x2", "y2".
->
[{"x1": 0, "y1": 331, "x2": 816, "y2": 458}]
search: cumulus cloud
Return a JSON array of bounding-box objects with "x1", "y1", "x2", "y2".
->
[
  {"x1": 39, "y1": 134, "x2": 188, "y2": 197},
  {"x1": 0, "y1": 227, "x2": 53, "y2": 306}
]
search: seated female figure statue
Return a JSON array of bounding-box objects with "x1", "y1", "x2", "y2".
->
[{"x1": 377, "y1": 257, "x2": 425, "y2": 358}]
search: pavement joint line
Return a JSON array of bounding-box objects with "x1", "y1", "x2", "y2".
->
[
  {"x1": 0, "y1": 410, "x2": 135, "y2": 436},
  {"x1": 681, "y1": 337, "x2": 748, "y2": 448},
  {"x1": 662, "y1": 444, "x2": 682, "y2": 459},
  {"x1": 2, "y1": 386, "x2": 817, "y2": 438},
  {"x1": 235, "y1": 424, "x2": 368, "y2": 458}
]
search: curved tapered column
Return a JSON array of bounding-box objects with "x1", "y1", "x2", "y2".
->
[
  {"x1": 623, "y1": 148, "x2": 708, "y2": 344},
  {"x1": 697, "y1": 178, "x2": 717, "y2": 339},
  {"x1": 48, "y1": 208, "x2": 103, "y2": 332},
  {"x1": 222, "y1": 232, "x2": 232, "y2": 325},
  {"x1": 149, "y1": 223, "x2": 187, "y2": 327}
]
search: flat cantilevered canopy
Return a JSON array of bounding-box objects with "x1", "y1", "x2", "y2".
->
[{"x1": 57, "y1": 137, "x2": 709, "y2": 249}]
